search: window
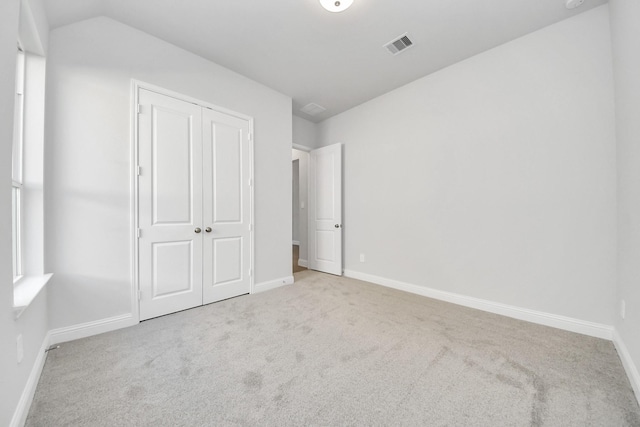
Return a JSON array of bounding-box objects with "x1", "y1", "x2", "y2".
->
[
  {"x1": 11, "y1": 6, "x2": 52, "y2": 317},
  {"x1": 12, "y1": 47, "x2": 25, "y2": 283}
]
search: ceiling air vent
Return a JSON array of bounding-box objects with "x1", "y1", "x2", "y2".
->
[
  {"x1": 300, "y1": 103, "x2": 326, "y2": 116},
  {"x1": 384, "y1": 33, "x2": 414, "y2": 55}
]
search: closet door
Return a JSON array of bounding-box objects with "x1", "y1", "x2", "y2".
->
[
  {"x1": 202, "y1": 108, "x2": 251, "y2": 304},
  {"x1": 138, "y1": 89, "x2": 204, "y2": 321}
]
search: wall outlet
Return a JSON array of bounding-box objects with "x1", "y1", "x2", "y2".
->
[
  {"x1": 621, "y1": 299, "x2": 626, "y2": 320},
  {"x1": 17, "y1": 334, "x2": 24, "y2": 364},
  {"x1": 359, "y1": 253, "x2": 365, "y2": 262}
]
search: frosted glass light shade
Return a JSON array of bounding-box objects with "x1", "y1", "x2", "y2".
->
[{"x1": 319, "y1": 0, "x2": 354, "y2": 13}]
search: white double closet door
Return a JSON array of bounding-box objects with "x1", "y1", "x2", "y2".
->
[{"x1": 138, "y1": 88, "x2": 252, "y2": 321}]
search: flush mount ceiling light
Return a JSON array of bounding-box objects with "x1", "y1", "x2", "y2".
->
[{"x1": 319, "y1": 0, "x2": 354, "y2": 13}]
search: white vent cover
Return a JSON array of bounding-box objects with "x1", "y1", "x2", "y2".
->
[
  {"x1": 384, "y1": 33, "x2": 414, "y2": 55},
  {"x1": 300, "y1": 103, "x2": 326, "y2": 116}
]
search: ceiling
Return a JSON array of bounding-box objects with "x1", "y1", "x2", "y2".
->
[{"x1": 44, "y1": 0, "x2": 607, "y2": 122}]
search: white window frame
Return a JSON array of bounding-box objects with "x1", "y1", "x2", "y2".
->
[
  {"x1": 12, "y1": 3, "x2": 53, "y2": 318},
  {"x1": 12, "y1": 47, "x2": 25, "y2": 283}
]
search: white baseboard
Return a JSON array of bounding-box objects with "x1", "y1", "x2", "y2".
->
[
  {"x1": 254, "y1": 276, "x2": 294, "y2": 294},
  {"x1": 10, "y1": 332, "x2": 50, "y2": 427},
  {"x1": 298, "y1": 259, "x2": 308, "y2": 268},
  {"x1": 49, "y1": 314, "x2": 137, "y2": 346},
  {"x1": 613, "y1": 329, "x2": 640, "y2": 406},
  {"x1": 343, "y1": 269, "x2": 613, "y2": 340},
  {"x1": 292, "y1": 240, "x2": 300, "y2": 246}
]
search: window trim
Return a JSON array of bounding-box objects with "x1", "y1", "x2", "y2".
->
[
  {"x1": 11, "y1": 4, "x2": 53, "y2": 319},
  {"x1": 12, "y1": 183, "x2": 23, "y2": 283},
  {"x1": 12, "y1": 47, "x2": 25, "y2": 284}
]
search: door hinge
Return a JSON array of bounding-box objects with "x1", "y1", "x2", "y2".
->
[
  {"x1": 137, "y1": 104, "x2": 141, "y2": 114},
  {"x1": 137, "y1": 228, "x2": 142, "y2": 238},
  {"x1": 248, "y1": 269, "x2": 252, "y2": 277},
  {"x1": 248, "y1": 224, "x2": 253, "y2": 231},
  {"x1": 137, "y1": 165, "x2": 142, "y2": 176},
  {"x1": 248, "y1": 133, "x2": 253, "y2": 141},
  {"x1": 138, "y1": 290, "x2": 142, "y2": 301},
  {"x1": 248, "y1": 178, "x2": 253, "y2": 187}
]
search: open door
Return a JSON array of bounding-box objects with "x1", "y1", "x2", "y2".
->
[{"x1": 308, "y1": 143, "x2": 342, "y2": 275}]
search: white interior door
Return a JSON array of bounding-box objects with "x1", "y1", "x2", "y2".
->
[
  {"x1": 202, "y1": 108, "x2": 251, "y2": 304},
  {"x1": 308, "y1": 143, "x2": 342, "y2": 275},
  {"x1": 137, "y1": 88, "x2": 253, "y2": 320},
  {"x1": 138, "y1": 89, "x2": 203, "y2": 321}
]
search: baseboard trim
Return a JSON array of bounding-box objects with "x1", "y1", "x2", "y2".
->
[
  {"x1": 343, "y1": 269, "x2": 613, "y2": 340},
  {"x1": 254, "y1": 276, "x2": 294, "y2": 293},
  {"x1": 49, "y1": 314, "x2": 137, "y2": 346},
  {"x1": 10, "y1": 332, "x2": 50, "y2": 427},
  {"x1": 613, "y1": 329, "x2": 640, "y2": 406},
  {"x1": 292, "y1": 240, "x2": 300, "y2": 246},
  {"x1": 298, "y1": 259, "x2": 308, "y2": 268}
]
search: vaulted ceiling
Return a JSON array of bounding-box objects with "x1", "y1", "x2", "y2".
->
[{"x1": 44, "y1": 0, "x2": 607, "y2": 122}]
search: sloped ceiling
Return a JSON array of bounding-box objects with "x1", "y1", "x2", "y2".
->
[{"x1": 44, "y1": 0, "x2": 608, "y2": 122}]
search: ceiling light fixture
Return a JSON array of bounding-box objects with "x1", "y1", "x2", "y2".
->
[{"x1": 319, "y1": 0, "x2": 353, "y2": 13}]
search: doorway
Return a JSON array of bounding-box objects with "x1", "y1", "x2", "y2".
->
[{"x1": 292, "y1": 149, "x2": 309, "y2": 273}]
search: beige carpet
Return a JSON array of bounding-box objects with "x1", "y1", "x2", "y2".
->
[{"x1": 27, "y1": 270, "x2": 640, "y2": 426}]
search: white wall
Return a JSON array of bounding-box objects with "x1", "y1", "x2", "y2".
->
[
  {"x1": 1, "y1": 0, "x2": 50, "y2": 425},
  {"x1": 45, "y1": 17, "x2": 292, "y2": 330},
  {"x1": 317, "y1": 6, "x2": 617, "y2": 325},
  {"x1": 293, "y1": 115, "x2": 318, "y2": 150},
  {"x1": 610, "y1": 0, "x2": 640, "y2": 396},
  {"x1": 18, "y1": 0, "x2": 47, "y2": 55},
  {"x1": 292, "y1": 149, "x2": 309, "y2": 264}
]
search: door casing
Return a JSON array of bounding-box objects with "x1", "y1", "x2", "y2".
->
[{"x1": 130, "y1": 80, "x2": 254, "y2": 322}]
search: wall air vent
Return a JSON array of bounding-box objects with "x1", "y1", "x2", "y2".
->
[
  {"x1": 384, "y1": 33, "x2": 414, "y2": 55},
  {"x1": 300, "y1": 103, "x2": 326, "y2": 116}
]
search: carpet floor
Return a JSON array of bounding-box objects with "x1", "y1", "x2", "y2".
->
[{"x1": 27, "y1": 270, "x2": 640, "y2": 426}]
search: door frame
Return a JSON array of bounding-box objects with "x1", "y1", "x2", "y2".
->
[{"x1": 130, "y1": 80, "x2": 255, "y2": 322}]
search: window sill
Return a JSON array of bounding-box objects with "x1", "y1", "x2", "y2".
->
[{"x1": 13, "y1": 273, "x2": 53, "y2": 320}]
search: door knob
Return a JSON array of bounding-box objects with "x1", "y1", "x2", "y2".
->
[
  {"x1": 335, "y1": 224, "x2": 341, "y2": 228},
  {"x1": 205, "y1": 227, "x2": 212, "y2": 233},
  {"x1": 195, "y1": 228, "x2": 202, "y2": 233}
]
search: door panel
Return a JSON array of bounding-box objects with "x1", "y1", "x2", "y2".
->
[
  {"x1": 212, "y1": 123, "x2": 242, "y2": 223},
  {"x1": 309, "y1": 144, "x2": 342, "y2": 275},
  {"x1": 316, "y1": 230, "x2": 335, "y2": 262},
  {"x1": 202, "y1": 108, "x2": 251, "y2": 304},
  {"x1": 316, "y1": 154, "x2": 335, "y2": 220},
  {"x1": 138, "y1": 89, "x2": 203, "y2": 321},
  {"x1": 152, "y1": 107, "x2": 194, "y2": 225},
  {"x1": 152, "y1": 241, "x2": 194, "y2": 297},
  {"x1": 213, "y1": 237, "x2": 243, "y2": 285}
]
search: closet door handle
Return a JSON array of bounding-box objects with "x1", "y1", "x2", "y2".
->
[
  {"x1": 195, "y1": 228, "x2": 202, "y2": 233},
  {"x1": 205, "y1": 227, "x2": 212, "y2": 233}
]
